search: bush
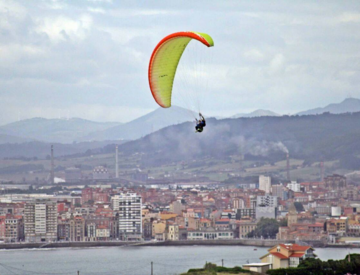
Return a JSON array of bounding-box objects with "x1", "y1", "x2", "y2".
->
[
  {"x1": 267, "y1": 267, "x2": 309, "y2": 275},
  {"x1": 216, "y1": 266, "x2": 250, "y2": 273},
  {"x1": 184, "y1": 263, "x2": 250, "y2": 274},
  {"x1": 267, "y1": 254, "x2": 360, "y2": 275}
]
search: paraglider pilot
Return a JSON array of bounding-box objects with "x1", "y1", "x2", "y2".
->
[{"x1": 195, "y1": 113, "x2": 206, "y2": 133}]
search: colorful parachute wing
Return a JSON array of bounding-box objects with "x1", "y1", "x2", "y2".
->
[{"x1": 148, "y1": 31, "x2": 214, "y2": 108}]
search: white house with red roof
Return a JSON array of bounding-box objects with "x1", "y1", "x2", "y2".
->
[{"x1": 260, "y1": 243, "x2": 315, "y2": 269}]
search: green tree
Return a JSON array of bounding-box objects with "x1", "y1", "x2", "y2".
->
[
  {"x1": 279, "y1": 219, "x2": 288, "y2": 227},
  {"x1": 247, "y1": 218, "x2": 280, "y2": 238}
]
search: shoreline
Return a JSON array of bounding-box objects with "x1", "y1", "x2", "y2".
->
[{"x1": 0, "y1": 239, "x2": 358, "y2": 250}]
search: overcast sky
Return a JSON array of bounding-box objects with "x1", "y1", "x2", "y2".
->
[{"x1": 1, "y1": 0, "x2": 360, "y2": 125}]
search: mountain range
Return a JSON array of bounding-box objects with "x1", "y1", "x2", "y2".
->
[
  {"x1": 1, "y1": 98, "x2": 360, "y2": 144},
  {"x1": 114, "y1": 112, "x2": 360, "y2": 166},
  {"x1": 0, "y1": 118, "x2": 121, "y2": 144},
  {"x1": 81, "y1": 105, "x2": 196, "y2": 141},
  {"x1": 231, "y1": 109, "x2": 280, "y2": 118},
  {"x1": 0, "y1": 140, "x2": 127, "y2": 159},
  {"x1": 296, "y1": 98, "x2": 360, "y2": 115},
  {"x1": 2, "y1": 111, "x2": 360, "y2": 161}
]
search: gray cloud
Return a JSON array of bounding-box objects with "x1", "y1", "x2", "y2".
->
[{"x1": 1, "y1": 0, "x2": 360, "y2": 125}]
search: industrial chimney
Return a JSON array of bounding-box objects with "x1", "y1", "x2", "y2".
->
[
  {"x1": 115, "y1": 145, "x2": 119, "y2": 179},
  {"x1": 320, "y1": 161, "x2": 324, "y2": 182},
  {"x1": 286, "y1": 153, "x2": 290, "y2": 181},
  {"x1": 50, "y1": 145, "x2": 55, "y2": 184},
  {"x1": 239, "y1": 146, "x2": 243, "y2": 172}
]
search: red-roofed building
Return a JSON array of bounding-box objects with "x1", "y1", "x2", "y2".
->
[
  {"x1": 260, "y1": 243, "x2": 315, "y2": 269},
  {"x1": 215, "y1": 218, "x2": 230, "y2": 229},
  {"x1": 200, "y1": 218, "x2": 212, "y2": 228},
  {"x1": 82, "y1": 188, "x2": 93, "y2": 204},
  {"x1": 57, "y1": 201, "x2": 71, "y2": 213},
  {"x1": 0, "y1": 202, "x2": 25, "y2": 215},
  {"x1": 278, "y1": 222, "x2": 325, "y2": 241},
  {"x1": 293, "y1": 193, "x2": 308, "y2": 203},
  {"x1": 95, "y1": 207, "x2": 113, "y2": 217},
  {"x1": 93, "y1": 189, "x2": 110, "y2": 203}
]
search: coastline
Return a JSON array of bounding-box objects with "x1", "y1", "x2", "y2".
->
[{"x1": 0, "y1": 239, "x2": 357, "y2": 250}]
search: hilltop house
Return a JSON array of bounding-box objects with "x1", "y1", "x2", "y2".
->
[{"x1": 260, "y1": 243, "x2": 315, "y2": 269}]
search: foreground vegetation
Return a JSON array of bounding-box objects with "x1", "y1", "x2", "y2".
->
[
  {"x1": 181, "y1": 262, "x2": 251, "y2": 275},
  {"x1": 267, "y1": 254, "x2": 360, "y2": 275}
]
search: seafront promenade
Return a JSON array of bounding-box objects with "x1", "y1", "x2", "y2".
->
[{"x1": 0, "y1": 239, "x2": 353, "y2": 250}]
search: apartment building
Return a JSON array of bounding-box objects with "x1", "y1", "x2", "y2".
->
[
  {"x1": 69, "y1": 216, "x2": 85, "y2": 241},
  {"x1": 5, "y1": 214, "x2": 24, "y2": 242},
  {"x1": 24, "y1": 200, "x2": 57, "y2": 242},
  {"x1": 238, "y1": 221, "x2": 257, "y2": 238},
  {"x1": 287, "y1": 181, "x2": 301, "y2": 192},
  {"x1": 257, "y1": 196, "x2": 278, "y2": 207},
  {"x1": 0, "y1": 214, "x2": 24, "y2": 242},
  {"x1": 259, "y1": 176, "x2": 271, "y2": 194},
  {"x1": 167, "y1": 224, "x2": 179, "y2": 240},
  {"x1": 326, "y1": 217, "x2": 348, "y2": 234},
  {"x1": 118, "y1": 193, "x2": 142, "y2": 241}
]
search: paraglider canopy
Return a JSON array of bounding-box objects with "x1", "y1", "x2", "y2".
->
[{"x1": 148, "y1": 31, "x2": 214, "y2": 108}]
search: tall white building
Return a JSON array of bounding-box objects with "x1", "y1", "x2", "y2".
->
[
  {"x1": 24, "y1": 200, "x2": 57, "y2": 242},
  {"x1": 257, "y1": 195, "x2": 278, "y2": 207},
  {"x1": 259, "y1": 175, "x2": 271, "y2": 194},
  {"x1": 117, "y1": 193, "x2": 142, "y2": 241},
  {"x1": 287, "y1": 181, "x2": 300, "y2": 192},
  {"x1": 111, "y1": 195, "x2": 120, "y2": 211}
]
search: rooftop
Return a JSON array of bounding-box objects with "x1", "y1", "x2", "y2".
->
[{"x1": 279, "y1": 243, "x2": 312, "y2": 251}]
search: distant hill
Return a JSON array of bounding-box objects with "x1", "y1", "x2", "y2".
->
[
  {"x1": 0, "y1": 118, "x2": 121, "y2": 144},
  {"x1": 82, "y1": 106, "x2": 196, "y2": 141},
  {"x1": 297, "y1": 98, "x2": 360, "y2": 115},
  {"x1": 0, "y1": 140, "x2": 127, "y2": 159},
  {"x1": 232, "y1": 109, "x2": 280, "y2": 118},
  {"x1": 111, "y1": 112, "x2": 360, "y2": 165},
  {"x1": 0, "y1": 134, "x2": 34, "y2": 144}
]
